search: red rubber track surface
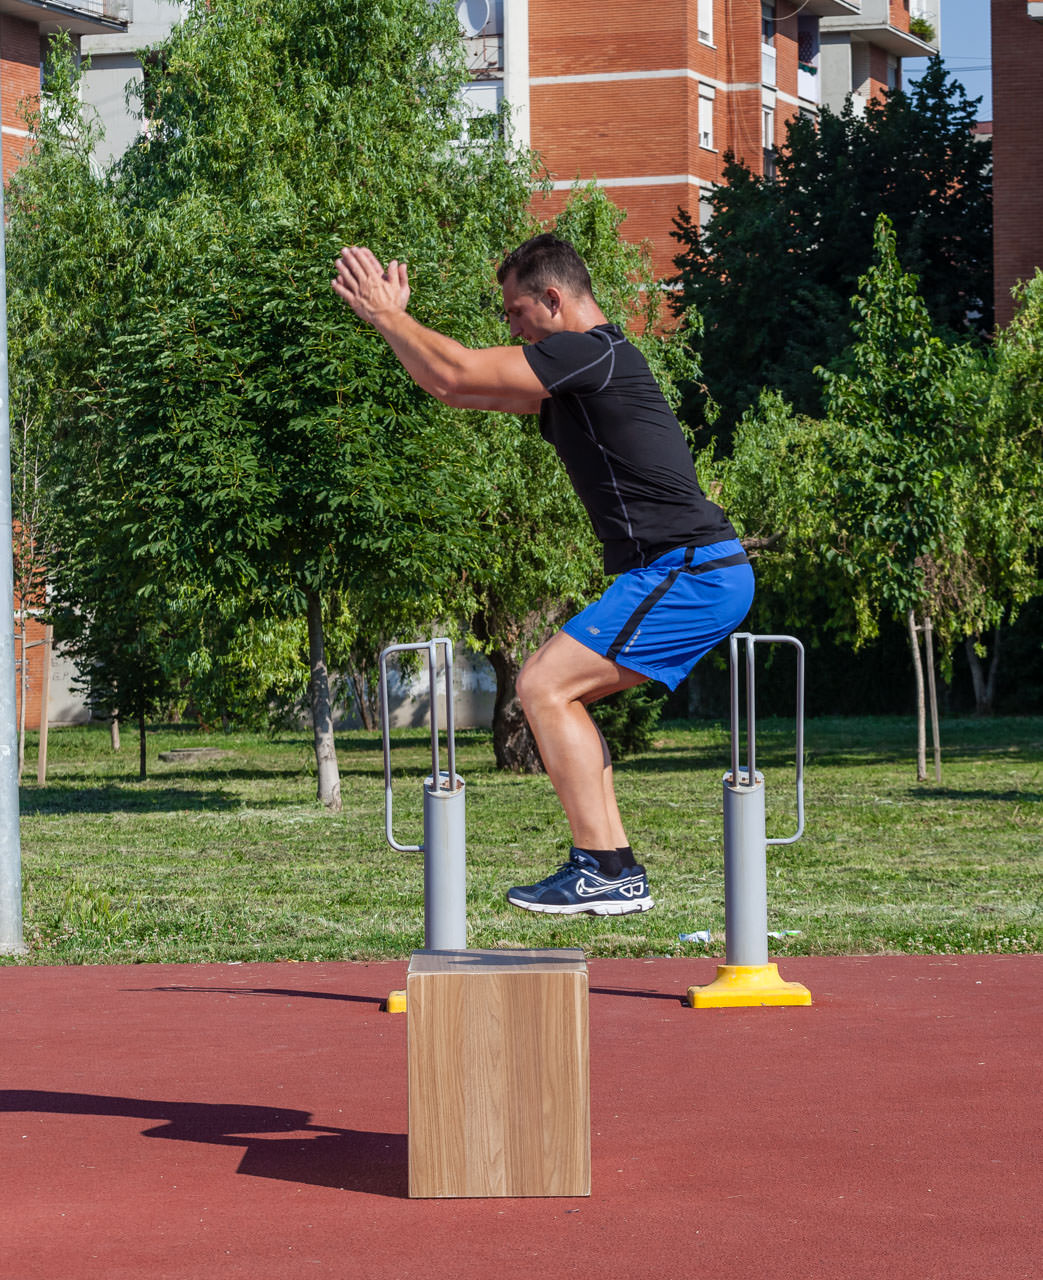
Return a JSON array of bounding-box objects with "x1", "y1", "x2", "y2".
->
[{"x1": 1, "y1": 955, "x2": 1040, "y2": 1279}]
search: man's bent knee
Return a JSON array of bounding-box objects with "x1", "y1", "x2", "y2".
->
[
  {"x1": 518, "y1": 631, "x2": 645, "y2": 715},
  {"x1": 516, "y1": 649, "x2": 557, "y2": 716}
]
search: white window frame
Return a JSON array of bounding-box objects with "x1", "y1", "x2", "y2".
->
[
  {"x1": 698, "y1": 0, "x2": 714, "y2": 46},
  {"x1": 698, "y1": 85, "x2": 716, "y2": 151}
]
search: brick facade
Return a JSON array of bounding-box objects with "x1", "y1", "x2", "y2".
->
[
  {"x1": 522, "y1": 1, "x2": 908, "y2": 280},
  {"x1": 527, "y1": 0, "x2": 821, "y2": 279},
  {"x1": 992, "y1": 0, "x2": 1043, "y2": 327},
  {"x1": 0, "y1": 14, "x2": 40, "y2": 182}
]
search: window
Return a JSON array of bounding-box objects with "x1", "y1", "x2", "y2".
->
[
  {"x1": 458, "y1": 81, "x2": 503, "y2": 146},
  {"x1": 698, "y1": 0, "x2": 714, "y2": 45},
  {"x1": 699, "y1": 189, "x2": 715, "y2": 232},
  {"x1": 797, "y1": 15, "x2": 820, "y2": 103},
  {"x1": 762, "y1": 105, "x2": 776, "y2": 179},
  {"x1": 699, "y1": 86, "x2": 715, "y2": 150},
  {"x1": 761, "y1": 2, "x2": 777, "y2": 87}
]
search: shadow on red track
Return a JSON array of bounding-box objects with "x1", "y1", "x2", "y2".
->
[{"x1": 0, "y1": 1090, "x2": 407, "y2": 1197}]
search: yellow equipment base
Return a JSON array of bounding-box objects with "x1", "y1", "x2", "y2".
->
[
  {"x1": 385, "y1": 989, "x2": 407, "y2": 1014},
  {"x1": 687, "y1": 963, "x2": 812, "y2": 1008}
]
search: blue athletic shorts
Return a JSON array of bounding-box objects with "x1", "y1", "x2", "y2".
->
[{"x1": 562, "y1": 539, "x2": 755, "y2": 691}]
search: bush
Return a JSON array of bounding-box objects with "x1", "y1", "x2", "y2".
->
[{"x1": 590, "y1": 684, "x2": 668, "y2": 760}]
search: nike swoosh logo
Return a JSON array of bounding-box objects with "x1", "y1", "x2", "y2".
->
[{"x1": 575, "y1": 876, "x2": 644, "y2": 898}]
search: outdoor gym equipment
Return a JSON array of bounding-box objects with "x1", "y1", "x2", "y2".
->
[
  {"x1": 687, "y1": 632, "x2": 812, "y2": 1008},
  {"x1": 380, "y1": 639, "x2": 466, "y2": 1013}
]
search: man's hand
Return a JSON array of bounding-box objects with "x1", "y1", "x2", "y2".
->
[
  {"x1": 332, "y1": 246, "x2": 410, "y2": 327},
  {"x1": 330, "y1": 243, "x2": 547, "y2": 411}
]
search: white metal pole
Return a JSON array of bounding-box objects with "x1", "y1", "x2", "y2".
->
[{"x1": 0, "y1": 106, "x2": 25, "y2": 954}]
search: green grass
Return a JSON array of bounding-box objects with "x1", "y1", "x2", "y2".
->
[{"x1": 5, "y1": 716, "x2": 1042, "y2": 965}]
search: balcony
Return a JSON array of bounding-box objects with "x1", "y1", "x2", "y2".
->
[
  {"x1": 795, "y1": 0, "x2": 860, "y2": 13},
  {"x1": 798, "y1": 63, "x2": 820, "y2": 103},
  {"x1": 0, "y1": 0, "x2": 129, "y2": 34},
  {"x1": 458, "y1": 0, "x2": 503, "y2": 77},
  {"x1": 821, "y1": 0, "x2": 938, "y2": 57}
]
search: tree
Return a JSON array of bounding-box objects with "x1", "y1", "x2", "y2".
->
[
  {"x1": 27, "y1": 1, "x2": 534, "y2": 806},
  {"x1": 965, "y1": 271, "x2": 1043, "y2": 712},
  {"x1": 807, "y1": 218, "x2": 1032, "y2": 777},
  {"x1": 672, "y1": 58, "x2": 992, "y2": 446},
  {"x1": 5, "y1": 34, "x2": 148, "y2": 763}
]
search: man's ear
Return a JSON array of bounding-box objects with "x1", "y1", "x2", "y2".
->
[{"x1": 544, "y1": 286, "x2": 563, "y2": 316}]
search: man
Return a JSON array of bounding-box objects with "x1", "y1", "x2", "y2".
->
[{"x1": 332, "y1": 234, "x2": 753, "y2": 916}]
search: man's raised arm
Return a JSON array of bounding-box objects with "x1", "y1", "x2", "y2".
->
[{"x1": 331, "y1": 246, "x2": 546, "y2": 415}]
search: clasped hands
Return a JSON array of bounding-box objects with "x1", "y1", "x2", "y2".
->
[{"x1": 331, "y1": 246, "x2": 410, "y2": 326}]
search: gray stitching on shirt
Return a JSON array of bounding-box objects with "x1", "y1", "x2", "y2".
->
[
  {"x1": 544, "y1": 329, "x2": 623, "y2": 393},
  {"x1": 574, "y1": 395, "x2": 640, "y2": 560}
]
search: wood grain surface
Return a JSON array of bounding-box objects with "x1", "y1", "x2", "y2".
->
[{"x1": 407, "y1": 949, "x2": 590, "y2": 1198}]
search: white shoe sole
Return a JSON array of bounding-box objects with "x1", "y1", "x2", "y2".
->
[{"x1": 506, "y1": 894, "x2": 655, "y2": 916}]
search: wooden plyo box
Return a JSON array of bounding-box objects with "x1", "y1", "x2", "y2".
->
[{"x1": 407, "y1": 948, "x2": 590, "y2": 1198}]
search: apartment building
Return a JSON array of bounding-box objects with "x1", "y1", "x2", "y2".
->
[
  {"x1": 992, "y1": 0, "x2": 1043, "y2": 327},
  {"x1": 461, "y1": 0, "x2": 938, "y2": 278},
  {"x1": 1, "y1": 0, "x2": 126, "y2": 178},
  {"x1": 76, "y1": 2, "x2": 940, "y2": 280},
  {"x1": 80, "y1": 0, "x2": 188, "y2": 167}
]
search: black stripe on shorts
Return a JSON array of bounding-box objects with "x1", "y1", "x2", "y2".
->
[{"x1": 605, "y1": 549, "x2": 750, "y2": 664}]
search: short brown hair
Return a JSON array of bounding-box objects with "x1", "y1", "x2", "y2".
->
[{"x1": 497, "y1": 233, "x2": 594, "y2": 298}]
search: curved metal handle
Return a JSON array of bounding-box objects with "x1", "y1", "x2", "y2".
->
[
  {"x1": 379, "y1": 638, "x2": 457, "y2": 853},
  {"x1": 729, "y1": 632, "x2": 805, "y2": 845}
]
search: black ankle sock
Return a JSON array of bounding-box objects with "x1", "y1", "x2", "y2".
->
[
  {"x1": 616, "y1": 845, "x2": 634, "y2": 868},
  {"x1": 577, "y1": 847, "x2": 625, "y2": 878}
]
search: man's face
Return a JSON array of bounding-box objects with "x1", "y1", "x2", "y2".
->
[{"x1": 500, "y1": 271, "x2": 558, "y2": 344}]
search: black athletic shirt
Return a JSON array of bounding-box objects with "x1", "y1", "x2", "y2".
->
[{"x1": 523, "y1": 324, "x2": 736, "y2": 574}]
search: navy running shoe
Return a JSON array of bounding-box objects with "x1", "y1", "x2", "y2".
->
[{"x1": 506, "y1": 848, "x2": 654, "y2": 916}]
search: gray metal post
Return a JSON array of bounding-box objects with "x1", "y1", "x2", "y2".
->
[
  {"x1": 722, "y1": 770, "x2": 769, "y2": 967},
  {"x1": 0, "y1": 111, "x2": 24, "y2": 955},
  {"x1": 723, "y1": 633, "x2": 806, "y2": 964},
  {"x1": 380, "y1": 638, "x2": 466, "y2": 951},
  {"x1": 688, "y1": 632, "x2": 810, "y2": 1006}
]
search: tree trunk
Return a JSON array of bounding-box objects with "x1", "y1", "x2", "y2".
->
[
  {"x1": 985, "y1": 626, "x2": 1002, "y2": 711},
  {"x1": 485, "y1": 646, "x2": 543, "y2": 774},
  {"x1": 138, "y1": 703, "x2": 147, "y2": 781},
  {"x1": 965, "y1": 628, "x2": 1001, "y2": 716},
  {"x1": 347, "y1": 665, "x2": 375, "y2": 730},
  {"x1": 922, "y1": 613, "x2": 941, "y2": 784},
  {"x1": 36, "y1": 625, "x2": 51, "y2": 786},
  {"x1": 470, "y1": 602, "x2": 559, "y2": 774},
  {"x1": 907, "y1": 608, "x2": 928, "y2": 783},
  {"x1": 110, "y1": 713, "x2": 121, "y2": 752},
  {"x1": 306, "y1": 589, "x2": 342, "y2": 812}
]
